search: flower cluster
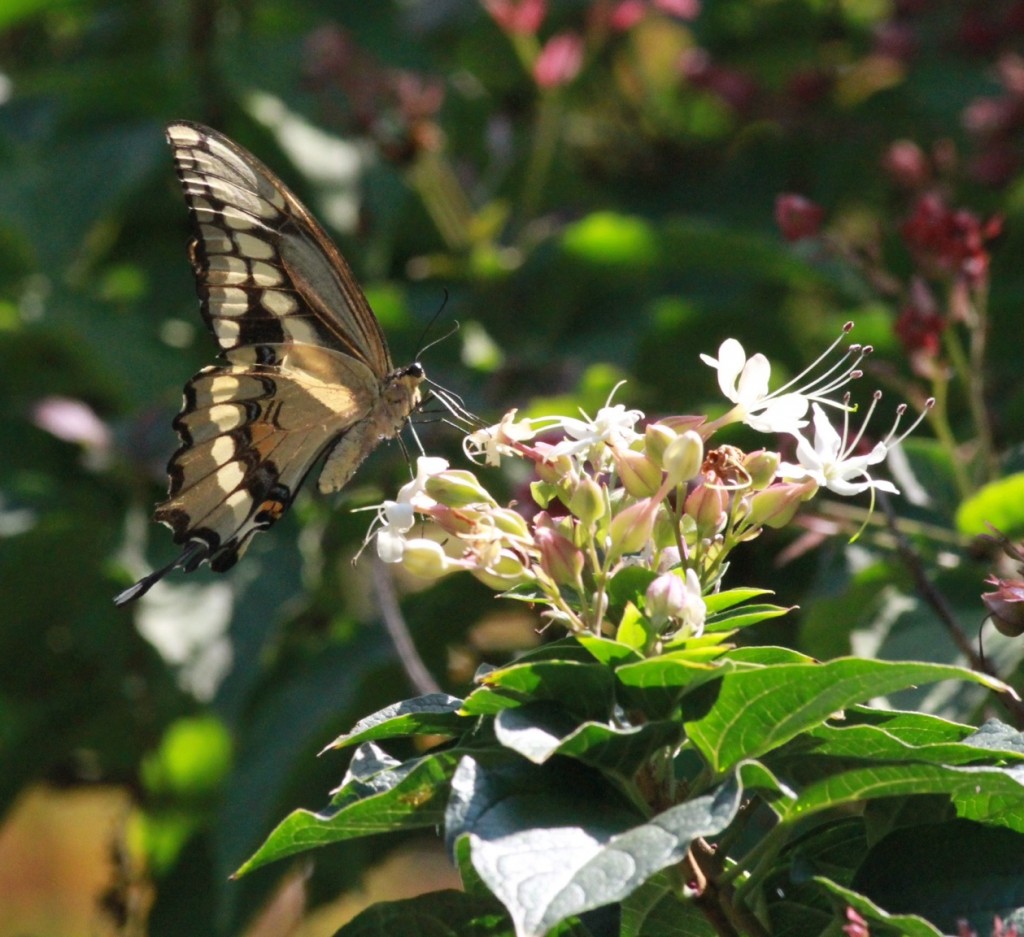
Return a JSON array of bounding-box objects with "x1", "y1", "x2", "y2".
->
[{"x1": 366, "y1": 326, "x2": 929, "y2": 652}]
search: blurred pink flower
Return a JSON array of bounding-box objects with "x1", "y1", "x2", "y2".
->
[
  {"x1": 32, "y1": 396, "x2": 112, "y2": 451},
  {"x1": 534, "y1": 32, "x2": 584, "y2": 89},
  {"x1": 484, "y1": 0, "x2": 546, "y2": 36}
]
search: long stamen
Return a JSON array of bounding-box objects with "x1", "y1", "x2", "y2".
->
[
  {"x1": 884, "y1": 397, "x2": 936, "y2": 447},
  {"x1": 771, "y1": 321, "x2": 857, "y2": 397},
  {"x1": 846, "y1": 390, "x2": 882, "y2": 454}
]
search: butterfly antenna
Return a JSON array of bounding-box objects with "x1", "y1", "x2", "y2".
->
[{"x1": 413, "y1": 290, "x2": 458, "y2": 360}]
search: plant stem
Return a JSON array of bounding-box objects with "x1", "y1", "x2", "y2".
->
[
  {"x1": 518, "y1": 91, "x2": 564, "y2": 226},
  {"x1": 926, "y1": 371, "x2": 972, "y2": 499}
]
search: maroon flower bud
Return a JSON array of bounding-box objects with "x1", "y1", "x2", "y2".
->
[
  {"x1": 775, "y1": 193, "x2": 824, "y2": 242},
  {"x1": 982, "y1": 576, "x2": 1024, "y2": 636}
]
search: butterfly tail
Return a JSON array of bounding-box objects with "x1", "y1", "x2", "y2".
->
[{"x1": 113, "y1": 541, "x2": 208, "y2": 607}]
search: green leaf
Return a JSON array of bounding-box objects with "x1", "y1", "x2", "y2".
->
[
  {"x1": 331, "y1": 890, "x2": 514, "y2": 937},
  {"x1": 473, "y1": 660, "x2": 617, "y2": 722},
  {"x1": 576, "y1": 634, "x2": 645, "y2": 668},
  {"x1": 493, "y1": 701, "x2": 682, "y2": 776},
  {"x1": 779, "y1": 712, "x2": 1024, "y2": 767},
  {"x1": 812, "y1": 878, "x2": 943, "y2": 937},
  {"x1": 955, "y1": 472, "x2": 1024, "y2": 537},
  {"x1": 607, "y1": 565, "x2": 658, "y2": 622},
  {"x1": 616, "y1": 601, "x2": 654, "y2": 650},
  {"x1": 702, "y1": 588, "x2": 774, "y2": 615},
  {"x1": 684, "y1": 657, "x2": 1012, "y2": 773},
  {"x1": 782, "y1": 761, "x2": 1024, "y2": 832},
  {"x1": 323, "y1": 694, "x2": 468, "y2": 751},
  {"x1": 700, "y1": 603, "x2": 792, "y2": 635},
  {"x1": 621, "y1": 874, "x2": 717, "y2": 936},
  {"x1": 236, "y1": 744, "x2": 462, "y2": 876},
  {"x1": 848, "y1": 819, "x2": 1024, "y2": 933},
  {"x1": 446, "y1": 757, "x2": 743, "y2": 937}
]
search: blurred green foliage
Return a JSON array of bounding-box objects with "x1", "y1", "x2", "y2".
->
[{"x1": 3, "y1": 0, "x2": 1024, "y2": 933}]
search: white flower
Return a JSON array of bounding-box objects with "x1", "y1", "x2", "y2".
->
[
  {"x1": 397, "y1": 456, "x2": 450, "y2": 503},
  {"x1": 376, "y1": 501, "x2": 416, "y2": 562},
  {"x1": 778, "y1": 403, "x2": 899, "y2": 497},
  {"x1": 464, "y1": 410, "x2": 536, "y2": 466},
  {"x1": 646, "y1": 568, "x2": 706, "y2": 637},
  {"x1": 547, "y1": 384, "x2": 644, "y2": 462},
  {"x1": 701, "y1": 324, "x2": 870, "y2": 435},
  {"x1": 701, "y1": 338, "x2": 809, "y2": 433},
  {"x1": 365, "y1": 456, "x2": 449, "y2": 563}
]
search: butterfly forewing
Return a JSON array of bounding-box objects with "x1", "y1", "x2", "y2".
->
[
  {"x1": 112, "y1": 122, "x2": 424, "y2": 606},
  {"x1": 169, "y1": 121, "x2": 392, "y2": 376}
]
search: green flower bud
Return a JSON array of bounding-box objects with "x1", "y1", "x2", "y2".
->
[
  {"x1": 615, "y1": 447, "x2": 663, "y2": 498},
  {"x1": 401, "y1": 539, "x2": 461, "y2": 579},
  {"x1": 568, "y1": 475, "x2": 606, "y2": 525},
  {"x1": 425, "y1": 469, "x2": 495, "y2": 507},
  {"x1": 644, "y1": 423, "x2": 677, "y2": 466},
  {"x1": 536, "y1": 452, "x2": 575, "y2": 485},
  {"x1": 744, "y1": 450, "x2": 780, "y2": 490},
  {"x1": 746, "y1": 480, "x2": 817, "y2": 529},
  {"x1": 663, "y1": 430, "x2": 704, "y2": 487}
]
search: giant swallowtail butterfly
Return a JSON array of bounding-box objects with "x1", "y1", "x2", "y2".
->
[{"x1": 114, "y1": 121, "x2": 424, "y2": 606}]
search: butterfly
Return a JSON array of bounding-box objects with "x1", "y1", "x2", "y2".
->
[{"x1": 114, "y1": 121, "x2": 424, "y2": 606}]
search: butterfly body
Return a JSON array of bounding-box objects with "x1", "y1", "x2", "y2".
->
[{"x1": 113, "y1": 122, "x2": 423, "y2": 606}]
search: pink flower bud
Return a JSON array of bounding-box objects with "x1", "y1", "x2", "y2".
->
[
  {"x1": 484, "y1": 0, "x2": 546, "y2": 35},
  {"x1": 684, "y1": 483, "x2": 728, "y2": 539},
  {"x1": 608, "y1": 498, "x2": 657, "y2": 559},
  {"x1": 535, "y1": 525, "x2": 584, "y2": 584}
]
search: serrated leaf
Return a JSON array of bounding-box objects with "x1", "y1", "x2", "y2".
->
[
  {"x1": 236, "y1": 749, "x2": 462, "y2": 876},
  {"x1": 323, "y1": 694, "x2": 468, "y2": 751},
  {"x1": 332, "y1": 890, "x2": 513, "y2": 937},
  {"x1": 684, "y1": 657, "x2": 1012, "y2": 773},
  {"x1": 451, "y1": 756, "x2": 743, "y2": 937}
]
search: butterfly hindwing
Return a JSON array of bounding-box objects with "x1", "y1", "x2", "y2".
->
[{"x1": 112, "y1": 123, "x2": 425, "y2": 606}]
